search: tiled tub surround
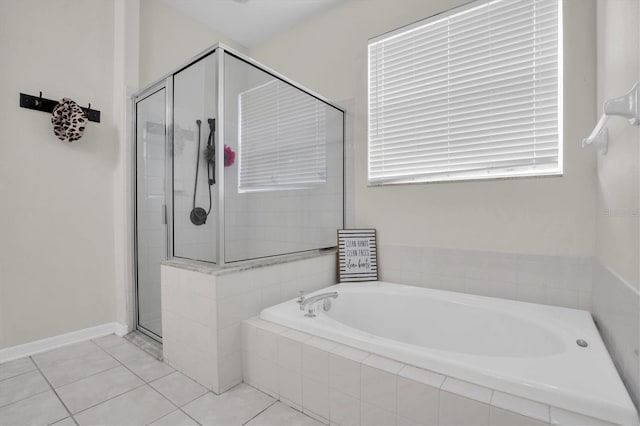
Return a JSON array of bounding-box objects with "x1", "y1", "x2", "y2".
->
[
  {"x1": 161, "y1": 251, "x2": 337, "y2": 394},
  {"x1": 256, "y1": 282, "x2": 637, "y2": 425},
  {"x1": 377, "y1": 245, "x2": 593, "y2": 310},
  {"x1": 377, "y1": 245, "x2": 640, "y2": 416},
  {"x1": 242, "y1": 317, "x2": 627, "y2": 426},
  {"x1": 592, "y1": 263, "x2": 640, "y2": 409}
]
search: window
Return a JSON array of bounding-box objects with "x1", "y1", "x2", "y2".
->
[
  {"x1": 368, "y1": 0, "x2": 562, "y2": 184},
  {"x1": 238, "y1": 80, "x2": 327, "y2": 193}
]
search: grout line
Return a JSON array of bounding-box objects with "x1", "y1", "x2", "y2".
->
[
  {"x1": 45, "y1": 364, "x2": 123, "y2": 392},
  {"x1": 62, "y1": 339, "x2": 175, "y2": 418},
  {"x1": 178, "y1": 407, "x2": 203, "y2": 426},
  {"x1": 29, "y1": 341, "x2": 124, "y2": 390},
  {"x1": 241, "y1": 399, "x2": 278, "y2": 426},
  {"x1": 0, "y1": 367, "x2": 41, "y2": 386},
  {"x1": 0, "y1": 387, "x2": 51, "y2": 410},
  {"x1": 150, "y1": 378, "x2": 210, "y2": 410},
  {"x1": 30, "y1": 356, "x2": 78, "y2": 426},
  {"x1": 143, "y1": 384, "x2": 181, "y2": 425},
  {"x1": 0, "y1": 363, "x2": 38, "y2": 383},
  {"x1": 71, "y1": 383, "x2": 148, "y2": 417},
  {"x1": 5, "y1": 336, "x2": 172, "y2": 425}
]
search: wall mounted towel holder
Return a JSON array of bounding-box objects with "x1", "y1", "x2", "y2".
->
[
  {"x1": 582, "y1": 81, "x2": 640, "y2": 155},
  {"x1": 19, "y1": 92, "x2": 101, "y2": 123}
]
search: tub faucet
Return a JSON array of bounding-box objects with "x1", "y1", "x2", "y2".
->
[{"x1": 299, "y1": 291, "x2": 338, "y2": 317}]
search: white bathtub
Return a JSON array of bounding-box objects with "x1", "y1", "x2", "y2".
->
[{"x1": 260, "y1": 281, "x2": 638, "y2": 425}]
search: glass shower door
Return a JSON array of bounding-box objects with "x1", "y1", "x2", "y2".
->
[{"x1": 135, "y1": 86, "x2": 168, "y2": 340}]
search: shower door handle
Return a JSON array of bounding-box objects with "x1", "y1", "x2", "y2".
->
[{"x1": 162, "y1": 204, "x2": 167, "y2": 225}]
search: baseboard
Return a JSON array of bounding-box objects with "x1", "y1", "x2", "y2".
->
[
  {"x1": 113, "y1": 322, "x2": 129, "y2": 337},
  {"x1": 0, "y1": 322, "x2": 129, "y2": 364}
]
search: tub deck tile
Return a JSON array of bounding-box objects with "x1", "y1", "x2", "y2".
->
[
  {"x1": 441, "y1": 377, "x2": 493, "y2": 404},
  {"x1": 398, "y1": 365, "x2": 446, "y2": 389},
  {"x1": 361, "y1": 354, "x2": 404, "y2": 375},
  {"x1": 281, "y1": 328, "x2": 314, "y2": 344},
  {"x1": 490, "y1": 406, "x2": 549, "y2": 426},
  {"x1": 491, "y1": 391, "x2": 550, "y2": 423},
  {"x1": 330, "y1": 344, "x2": 369, "y2": 363},
  {"x1": 549, "y1": 407, "x2": 617, "y2": 426},
  {"x1": 307, "y1": 337, "x2": 340, "y2": 353}
]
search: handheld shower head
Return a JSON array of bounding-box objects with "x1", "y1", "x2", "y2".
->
[
  {"x1": 189, "y1": 118, "x2": 216, "y2": 226},
  {"x1": 204, "y1": 144, "x2": 215, "y2": 162}
]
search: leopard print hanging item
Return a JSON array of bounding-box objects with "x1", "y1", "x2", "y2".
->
[{"x1": 51, "y1": 98, "x2": 88, "y2": 142}]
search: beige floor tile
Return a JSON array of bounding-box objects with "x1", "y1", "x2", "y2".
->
[
  {"x1": 0, "y1": 370, "x2": 50, "y2": 407},
  {"x1": 150, "y1": 371, "x2": 208, "y2": 407},
  {"x1": 101, "y1": 342, "x2": 150, "y2": 364},
  {"x1": 56, "y1": 365, "x2": 144, "y2": 413},
  {"x1": 183, "y1": 383, "x2": 275, "y2": 426},
  {"x1": 246, "y1": 402, "x2": 323, "y2": 426},
  {"x1": 32, "y1": 341, "x2": 104, "y2": 368},
  {"x1": 0, "y1": 390, "x2": 68, "y2": 426},
  {"x1": 38, "y1": 350, "x2": 120, "y2": 388},
  {"x1": 74, "y1": 385, "x2": 175, "y2": 426},
  {"x1": 149, "y1": 409, "x2": 199, "y2": 426},
  {"x1": 50, "y1": 417, "x2": 77, "y2": 426},
  {"x1": 0, "y1": 357, "x2": 36, "y2": 381},
  {"x1": 124, "y1": 354, "x2": 174, "y2": 382}
]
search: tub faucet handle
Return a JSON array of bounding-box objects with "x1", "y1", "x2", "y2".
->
[{"x1": 297, "y1": 291, "x2": 305, "y2": 307}]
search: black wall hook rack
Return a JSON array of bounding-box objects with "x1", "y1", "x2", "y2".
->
[{"x1": 19, "y1": 92, "x2": 101, "y2": 123}]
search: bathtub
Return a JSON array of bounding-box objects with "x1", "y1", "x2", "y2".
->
[{"x1": 260, "y1": 281, "x2": 638, "y2": 425}]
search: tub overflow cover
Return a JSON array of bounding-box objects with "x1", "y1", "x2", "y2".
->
[{"x1": 576, "y1": 339, "x2": 588, "y2": 348}]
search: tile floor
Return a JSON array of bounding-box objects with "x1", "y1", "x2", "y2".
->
[{"x1": 0, "y1": 335, "x2": 322, "y2": 426}]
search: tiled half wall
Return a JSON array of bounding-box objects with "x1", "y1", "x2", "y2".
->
[{"x1": 160, "y1": 251, "x2": 337, "y2": 394}]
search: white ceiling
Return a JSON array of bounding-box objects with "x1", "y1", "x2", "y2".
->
[{"x1": 161, "y1": 0, "x2": 344, "y2": 48}]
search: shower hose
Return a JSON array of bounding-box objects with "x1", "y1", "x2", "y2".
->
[{"x1": 190, "y1": 119, "x2": 215, "y2": 226}]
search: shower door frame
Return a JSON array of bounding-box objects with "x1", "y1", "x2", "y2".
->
[{"x1": 132, "y1": 78, "x2": 173, "y2": 343}]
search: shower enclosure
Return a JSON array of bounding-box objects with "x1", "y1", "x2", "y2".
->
[{"x1": 133, "y1": 44, "x2": 345, "y2": 341}]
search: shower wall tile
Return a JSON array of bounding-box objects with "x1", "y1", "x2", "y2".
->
[
  {"x1": 592, "y1": 262, "x2": 640, "y2": 409},
  {"x1": 161, "y1": 251, "x2": 337, "y2": 395},
  {"x1": 377, "y1": 245, "x2": 593, "y2": 310}
]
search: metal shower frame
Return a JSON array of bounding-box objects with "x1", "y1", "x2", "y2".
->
[{"x1": 131, "y1": 43, "x2": 346, "y2": 340}]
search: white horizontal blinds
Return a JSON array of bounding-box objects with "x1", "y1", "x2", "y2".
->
[
  {"x1": 368, "y1": 0, "x2": 561, "y2": 184},
  {"x1": 239, "y1": 79, "x2": 327, "y2": 192}
]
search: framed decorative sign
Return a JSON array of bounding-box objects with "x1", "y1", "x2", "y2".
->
[{"x1": 337, "y1": 229, "x2": 378, "y2": 282}]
